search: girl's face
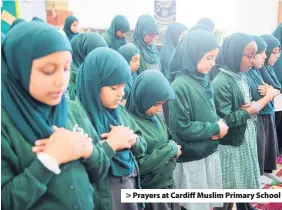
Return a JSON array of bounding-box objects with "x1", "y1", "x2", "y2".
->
[
  {"x1": 144, "y1": 33, "x2": 158, "y2": 45},
  {"x1": 100, "y1": 84, "x2": 125, "y2": 109},
  {"x1": 145, "y1": 101, "x2": 165, "y2": 116},
  {"x1": 71, "y1": 21, "x2": 80, "y2": 33},
  {"x1": 130, "y1": 54, "x2": 140, "y2": 72},
  {"x1": 240, "y1": 41, "x2": 257, "y2": 72},
  {"x1": 268, "y1": 47, "x2": 280, "y2": 66},
  {"x1": 116, "y1": 31, "x2": 127, "y2": 39},
  {"x1": 29, "y1": 51, "x2": 71, "y2": 106},
  {"x1": 197, "y1": 48, "x2": 219, "y2": 74},
  {"x1": 253, "y1": 49, "x2": 267, "y2": 69}
]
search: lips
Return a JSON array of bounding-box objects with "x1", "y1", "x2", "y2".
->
[{"x1": 50, "y1": 90, "x2": 64, "y2": 98}]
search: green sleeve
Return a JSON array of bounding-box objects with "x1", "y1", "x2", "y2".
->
[
  {"x1": 1, "y1": 136, "x2": 55, "y2": 210},
  {"x1": 130, "y1": 136, "x2": 147, "y2": 159},
  {"x1": 170, "y1": 88, "x2": 220, "y2": 141},
  {"x1": 213, "y1": 80, "x2": 250, "y2": 128},
  {"x1": 81, "y1": 141, "x2": 115, "y2": 183},
  {"x1": 138, "y1": 140, "x2": 178, "y2": 175},
  {"x1": 119, "y1": 106, "x2": 147, "y2": 158}
]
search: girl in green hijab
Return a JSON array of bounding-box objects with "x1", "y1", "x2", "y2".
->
[
  {"x1": 66, "y1": 32, "x2": 108, "y2": 100},
  {"x1": 169, "y1": 30, "x2": 226, "y2": 210},
  {"x1": 160, "y1": 22, "x2": 188, "y2": 81},
  {"x1": 133, "y1": 15, "x2": 160, "y2": 74},
  {"x1": 63, "y1": 15, "x2": 80, "y2": 41},
  {"x1": 1, "y1": 21, "x2": 125, "y2": 210},
  {"x1": 213, "y1": 33, "x2": 276, "y2": 210},
  {"x1": 245, "y1": 36, "x2": 280, "y2": 184},
  {"x1": 126, "y1": 70, "x2": 181, "y2": 210},
  {"x1": 102, "y1": 15, "x2": 130, "y2": 51},
  {"x1": 262, "y1": 34, "x2": 282, "y2": 157},
  {"x1": 76, "y1": 47, "x2": 146, "y2": 210},
  {"x1": 118, "y1": 43, "x2": 141, "y2": 103},
  {"x1": 272, "y1": 23, "x2": 282, "y2": 156}
]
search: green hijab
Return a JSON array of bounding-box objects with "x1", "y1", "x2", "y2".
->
[
  {"x1": 246, "y1": 36, "x2": 274, "y2": 115},
  {"x1": 160, "y1": 22, "x2": 188, "y2": 80},
  {"x1": 32, "y1": 16, "x2": 45, "y2": 22},
  {"x1": 10, "y1": 18, "x2": 25, "y2": 29},
  {"x1": 126, "y1": 70, "x2": 174, "y2": 126},
  {"x1": 104, "y1": 15, "x2": 130, "y2": 51},
  {"x1": 133, "y1": 15, "x2": 160, "y2": 64},
  {"x1": 76, "y1": 47, "x2": 134, "y2": 176},
  {"x1": 260, "y1": 35, "x2": 281, "y2": 90},
  {"x1": 197, "y1": 18, "x2": 215, "y2": 32},
  {"x1": 216, "y1": 33, "x2": 254, "y2": 73},
  {"x1": 170, "y1": 29, "x2": 219, "y2": 97},
  {"x1": 67, "y1": 32, "x2": 108, "y2": 100},
  {"x1": 272, "y1": 23, "x2": 282, "y2": 86},
  {"x1": 118, "y1": 43, "x2": 141, "y2": 99},
  {"x1": 71, "y1": 32, "x2": 108, "y2": 71},
  {"x1": 2, "y1": 21, "x2": 71, "y2": 144},
  {"x1": 63, "y1": 16, "x2": 79, "y2": 41}
]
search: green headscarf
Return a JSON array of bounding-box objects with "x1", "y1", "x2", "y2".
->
[
  {"x1": 2, "y1": 21, "x2": 71, "y2": 144},
  {"x1": 260, "y1": 35, "x2": 281, "y2": 90},
  {"x1": 160, "y1": 22, "x2": 188, "y2": 80},
  {"x1": 126, "y1": 70, "x2": 174, "y2": 126},
  {"x1": 170, "y1": 29, "x2": 219, "y2": 97},
  {"x1": 118, "y1": 43, "x2": 140, "y2": 99},
  {"x1": 32, "y1": 16, "x2": 45, "y2": 22},
  {"x1": 71, "y1": 32, "x2": 109, "y2": 71},
  {"x1": 76, "y1": 47, "x2": 134, "y2": 176},
  {"x1": 197, "y1": 18, "x2": 215, "y2": 32},
  {"x1": 63, "y1": 16, "x2": 79, "y2": 41},
  {"x1": 10, "y1": 18, "x2": 25, "y2": 29},
  {"x1": 103, "y1": 15, "x2": 130, "y2": 51},
  {"x1": 246, "y1": 36, "x2": 274, "y2": 115},
  {"x1": 133, "y1": 15, "x2": 160, "y2": 64},
  {"x1": 216, "y1": 33, "x2": 254, "y2": 73},
  {"x1": 272, "y1": 23, "x2": 282, "y2": 86},
  {"x1": 67, "y1": 32, "x2": 108, "y2": 100}
]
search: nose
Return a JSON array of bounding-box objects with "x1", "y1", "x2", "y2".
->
[{"x1": 54, "y1": 69, "x2": 65, "y2": 87}]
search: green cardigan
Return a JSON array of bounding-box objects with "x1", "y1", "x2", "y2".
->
[
  {"x1": 169, "y1": 74, "x2": 220, "y2": 162},
  {"x1": 1, "y1": 99, "x2": 115, "y2": 210},
  {"x1": 93, "y1": 106, "x2": 147, "y2": 210},
  {"x1": 213, "y1": 70, "x2": 250, "y2": 146},
  {"x1": 126, "y1": 110, "x2": 178, "y2": 189}
]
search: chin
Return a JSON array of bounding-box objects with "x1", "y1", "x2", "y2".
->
[{"x1": 45, "y1": 98, "x2": 63, "y2": 106}]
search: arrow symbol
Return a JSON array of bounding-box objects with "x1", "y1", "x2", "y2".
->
[{"x1": 126, "y1": 193, "x2": 131, "y2": 198}]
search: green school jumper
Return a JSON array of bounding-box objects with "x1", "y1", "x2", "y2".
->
[
  {"x1": 126, "y1": 110, "x2": 178, "y2": 189},
  {"x1": 1, "y1": 100, "x2": 115, "y2": 210}
]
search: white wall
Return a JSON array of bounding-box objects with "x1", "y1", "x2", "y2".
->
[
  {"x1": 69, "y1": 0, "x2": 154, "y2": 29},
  {"x1": 177, "y1": 0, "x2": 278, "y2": 35},
  {"x1": 18, "y1": 1, "x2": 47, "y2": 22},
  {"x1": 70, "y1": 0, "x2": 278, "y2": 34}
]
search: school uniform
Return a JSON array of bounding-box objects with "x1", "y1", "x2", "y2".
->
[
  {"x1": 1, "y1": 21, "x2": 114, "y2": 210},
  {"x1": 213, "y1": 33, "x2": 261, "y2": 210},
  {"x1": 169, "y1": 30, "x2": 223, "y2": 210},
  {"x1": 246, "y1": 36, "x2": 279, "y2": 174},
  {"x1": 76, "y1": 47, "x2": 145, "y2": 210}
]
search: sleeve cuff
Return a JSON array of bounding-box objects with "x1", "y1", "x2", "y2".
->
[
  {"x1": 26, "y1": 157, "x2": 55, "y2": 186},
  {"x1": 211, "y1": 123, "x2": 220, "y2": 136},
  {"x1": 168, "y1": 141, "x2": 178, "y2": 158},
  {"x1": 102, "y1": 141, "x2": 116, "y2": 159}
]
